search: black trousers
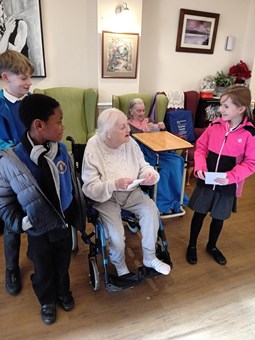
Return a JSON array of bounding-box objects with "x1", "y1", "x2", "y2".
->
[
  {"x1": 4, "y1": 229, "x2": 21, "y2": 270},
  {"x1": 0, "y1": 218, "x2": 4, "y2": 234},
  {"x1": 28, "y1": 228, "x2": 72, "y2": 306}
]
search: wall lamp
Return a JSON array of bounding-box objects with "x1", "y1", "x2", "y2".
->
[
  {"x1": 225, "y1": 36, "x2": 235, "y2": 51},
  {"x1": 115, "y1": 2, "x2": 129, "y2": 15}
]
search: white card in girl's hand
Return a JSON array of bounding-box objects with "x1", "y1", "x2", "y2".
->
[
  {"x1": 127, "y1": 179, "x2": 145, "y2": 190},
  {"x1": 205, "y1": 172, "x2": 226, "y2": 185}
]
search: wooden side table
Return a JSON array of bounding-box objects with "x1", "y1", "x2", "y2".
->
[{"x1": 133, "y1": 131, "x2": 193, "y2": 218}]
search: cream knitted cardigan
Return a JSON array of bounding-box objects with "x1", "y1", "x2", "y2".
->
[{"x1": 81, "y1": 135, "x2": 159, "y2": 203}]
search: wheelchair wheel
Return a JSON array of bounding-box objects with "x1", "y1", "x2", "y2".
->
[
  {"x1": 126, "y1": 221, "x2": 139, "y2": 234},
  {"x1": 89, "y1": 257, "x2": 100, "y2": 291}
]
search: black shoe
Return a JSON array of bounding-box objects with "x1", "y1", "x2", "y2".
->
[
  {"x1": 206, "y1": 245, "x2": 227, "y2": 265},
  {"x1": 186, "y1": 246, "x2": 197, "y2": 264},
  {"x1": 57, "y1": 294, "x2": 74, "y2": 311},
  {"x1": 117, "y1": 272, "x2": 140, "y2": 282},
  {"x1": 41, "y1": 303, "x2": 56, "y2": 325},
  {"x1": 6, "y1": 268, "x2": 21, "y2": 296}
]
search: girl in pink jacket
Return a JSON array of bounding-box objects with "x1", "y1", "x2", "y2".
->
[{"x1": 186, "y1": 85, "x2": 255, "y2": 266}]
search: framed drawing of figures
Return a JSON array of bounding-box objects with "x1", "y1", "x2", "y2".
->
[
  {"x1": 102, "y1": 31, "x2": 139, "y2": 79},
  {"x1": 0, "y1": 0, "x2": 46, "y2": 77},
  {"x1": 176, "y1": 9, "x2": 220, "y2": 54}
]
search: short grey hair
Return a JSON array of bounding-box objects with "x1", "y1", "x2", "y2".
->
[
  {"x1": 128, "y1": 98, "x2": 145, "y2": 118},
  {"x1": 96, "y1": 108, "x2": 127, "y2": 140}
]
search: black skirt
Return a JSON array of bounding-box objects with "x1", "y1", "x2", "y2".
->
[{"x1": 188, "y1": 186, "x2": 235, "y2": 220}]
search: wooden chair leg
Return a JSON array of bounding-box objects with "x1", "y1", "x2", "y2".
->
[{"x1": 186, "y1": 166, "x2": 194, "y2": 186}]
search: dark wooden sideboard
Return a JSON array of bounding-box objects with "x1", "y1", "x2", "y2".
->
[{"x1": 195, "y1": 97, "x2": 220, "y2": 128}]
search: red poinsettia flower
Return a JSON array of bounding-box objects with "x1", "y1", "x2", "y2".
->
[{"x1": 228, "y1": 60, "x2": 251, "y2": 82}]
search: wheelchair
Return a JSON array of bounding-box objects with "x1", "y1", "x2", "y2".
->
[{"x1": 67, "y1": 136, "x2": 173, "y2": 292}]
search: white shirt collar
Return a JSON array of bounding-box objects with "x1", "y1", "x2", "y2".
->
[{"x1": 3, "y1": 89, "x2": 27, "y2": 103}]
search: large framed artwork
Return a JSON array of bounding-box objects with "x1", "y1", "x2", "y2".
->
[
  {"x1": 176, "y1": 9, "x2": 220, "y2": 54},
  {"x1": 102, "y1": 31, "x2": 139, "y2": 79},
  {"x1": 0, "y1": 0, "x2": 46, "y2": 77}
]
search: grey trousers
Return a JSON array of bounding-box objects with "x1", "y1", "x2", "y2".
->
[{"x1": 93, "y1": 188, "x2": 159, "y2": 269}]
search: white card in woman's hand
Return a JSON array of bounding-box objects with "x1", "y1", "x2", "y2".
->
[{"x1": 127, "y1": 179, "x2": 145, "y2": 190}]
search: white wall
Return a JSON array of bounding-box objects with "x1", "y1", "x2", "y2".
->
[
  {"x1": 1, "y1": 0, "x2": 254, "y2": 101},
  {"x1": 0, "y1": 0, "x2": 98, "y2": 90},
  {"x1": 245, "y1": 0, "x2": 255, "y2": 99},
  {"x1": 97, "y1": 0, "x2": 142, "y2": 102},
  {"x1": 140, "y1": 0, "x2": 255, "y2": 96}
]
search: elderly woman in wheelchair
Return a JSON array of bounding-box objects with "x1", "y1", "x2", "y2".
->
[
  {"x1": 81, "y1": 108, "x2": 171, "y2": 280},
  {"x1": 127, "y1": 98, "x2": 189, "y2": 216}
]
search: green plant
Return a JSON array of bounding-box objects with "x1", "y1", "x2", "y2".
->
[{"x1": 214, "y1": 71, "x2": 236, "y2": 87}]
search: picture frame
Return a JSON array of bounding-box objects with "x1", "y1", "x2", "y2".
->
[
  {"x1": 176, "y1": 9, "x2": 220, "y2": 54},
  {"x1": 1, "y1": 0, "x2": 46, "y2": 77},
  {"x1": 102, "y1": 31, "x2": 139, "y2": 79}
]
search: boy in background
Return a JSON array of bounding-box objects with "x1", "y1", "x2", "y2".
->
[
  {"x1": 0, "y1": 50, "x2": 34, "y2": 295},
  {"x1": 0, "y1": 94, "x2": 85, "y2": 324}
]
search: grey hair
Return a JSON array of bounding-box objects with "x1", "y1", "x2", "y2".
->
[
  {"x1": 128, "y1": 98, "x2": 145, "y2": 118},
  {"x1": 96, "y1": 108, "x2": 127, "y2": 140}
]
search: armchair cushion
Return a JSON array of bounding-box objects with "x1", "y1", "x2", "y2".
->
[
  {"x1": 33, "y1": 87, "x2": 98, "y2": 150},
  {"x1": 112, "y1": 93, "x2": 168, "y2": 122},
  {"x1": 184, "y1": 91, "x2": 200, "y2": 122}
]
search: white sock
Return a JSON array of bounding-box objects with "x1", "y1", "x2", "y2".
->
[
  {"x1": 143, "y1": 258, "x2": 171, "y2": 275},
  {"x1": 115, "y1": 263, "x2": 130, "y2": 277}
]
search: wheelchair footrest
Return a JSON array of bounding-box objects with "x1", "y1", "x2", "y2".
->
[
  {"x1": 138, "y1": 265, "x2": 161, "y2": 279},
  {"x1": 106, "y1": 272, "x2": 142, "y2": 291}
]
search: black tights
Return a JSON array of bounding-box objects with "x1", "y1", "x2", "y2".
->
[{"x1": 188, "y1": 212, "x2": 224, "y2": 248}]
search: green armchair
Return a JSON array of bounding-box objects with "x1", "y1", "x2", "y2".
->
[
  {"x1": 33, "y1": 87, "x2": 98, "y2": 150},
  {"x1": 112, "y1": 93, "x2": 168, "y2": 122}
]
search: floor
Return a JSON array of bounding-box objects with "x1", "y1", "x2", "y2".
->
[{"x1": 1, "y1": 176, "x2": 255, "y2": 339}]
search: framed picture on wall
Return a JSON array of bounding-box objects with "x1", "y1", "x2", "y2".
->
[
  {"x1": 176, "y1": 9, "x2": 220, "y2": 54},
  {"x1": 0, "y1": 0, "x2": 46, "y2": 77},
  {"x1": 102, "y1": 31, "x2": 139, "y2": 79}
]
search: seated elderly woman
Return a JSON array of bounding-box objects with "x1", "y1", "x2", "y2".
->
[
  {"x1": 81, "y1": 108, "x2": 171, "y2": 277},
  {"x1": 127, "y1": 98, "x2": 189, "y2": 215},
  {"x1": 128, "y1": 98, "x2": 166, "y2": 133}
]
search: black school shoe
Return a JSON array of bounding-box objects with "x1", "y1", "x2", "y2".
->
[
  {"x1": 186, "y1": 246, "x2": 197, "y2": 264},
  {"x1": 206, "y1": 244, "x2": 227, "y2": 265},
  {"x1": 57, "y1": 294, "x2": 75, "y2": 311},
  {"x1": 6, "y1": 268, "x2": 21, "y2": 296},
  {"x1": 41, "y1": 303, "x2": 56, "y2": 325}
]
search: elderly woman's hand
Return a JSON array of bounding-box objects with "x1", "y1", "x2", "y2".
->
[
  {"x1": 115, "y1": 178, "x2": 133, "y2": 190},
  {"x1": 144, "y1": 122, "x2": 154, "y2": 132},
  {"x1": 158, "y1": 122, "x2": 165, "y2": 130},
  {"x1": 143, "y1": 172, "x2": 158, "y2": 186}
]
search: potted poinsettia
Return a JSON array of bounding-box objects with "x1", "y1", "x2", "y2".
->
[{"x1": 228, "y1": 60, "x2": 251, "y2": 84}]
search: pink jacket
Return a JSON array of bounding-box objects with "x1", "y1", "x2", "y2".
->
[{"x1": 194, "y1": 117, "x2": 255, "y2": 197}]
